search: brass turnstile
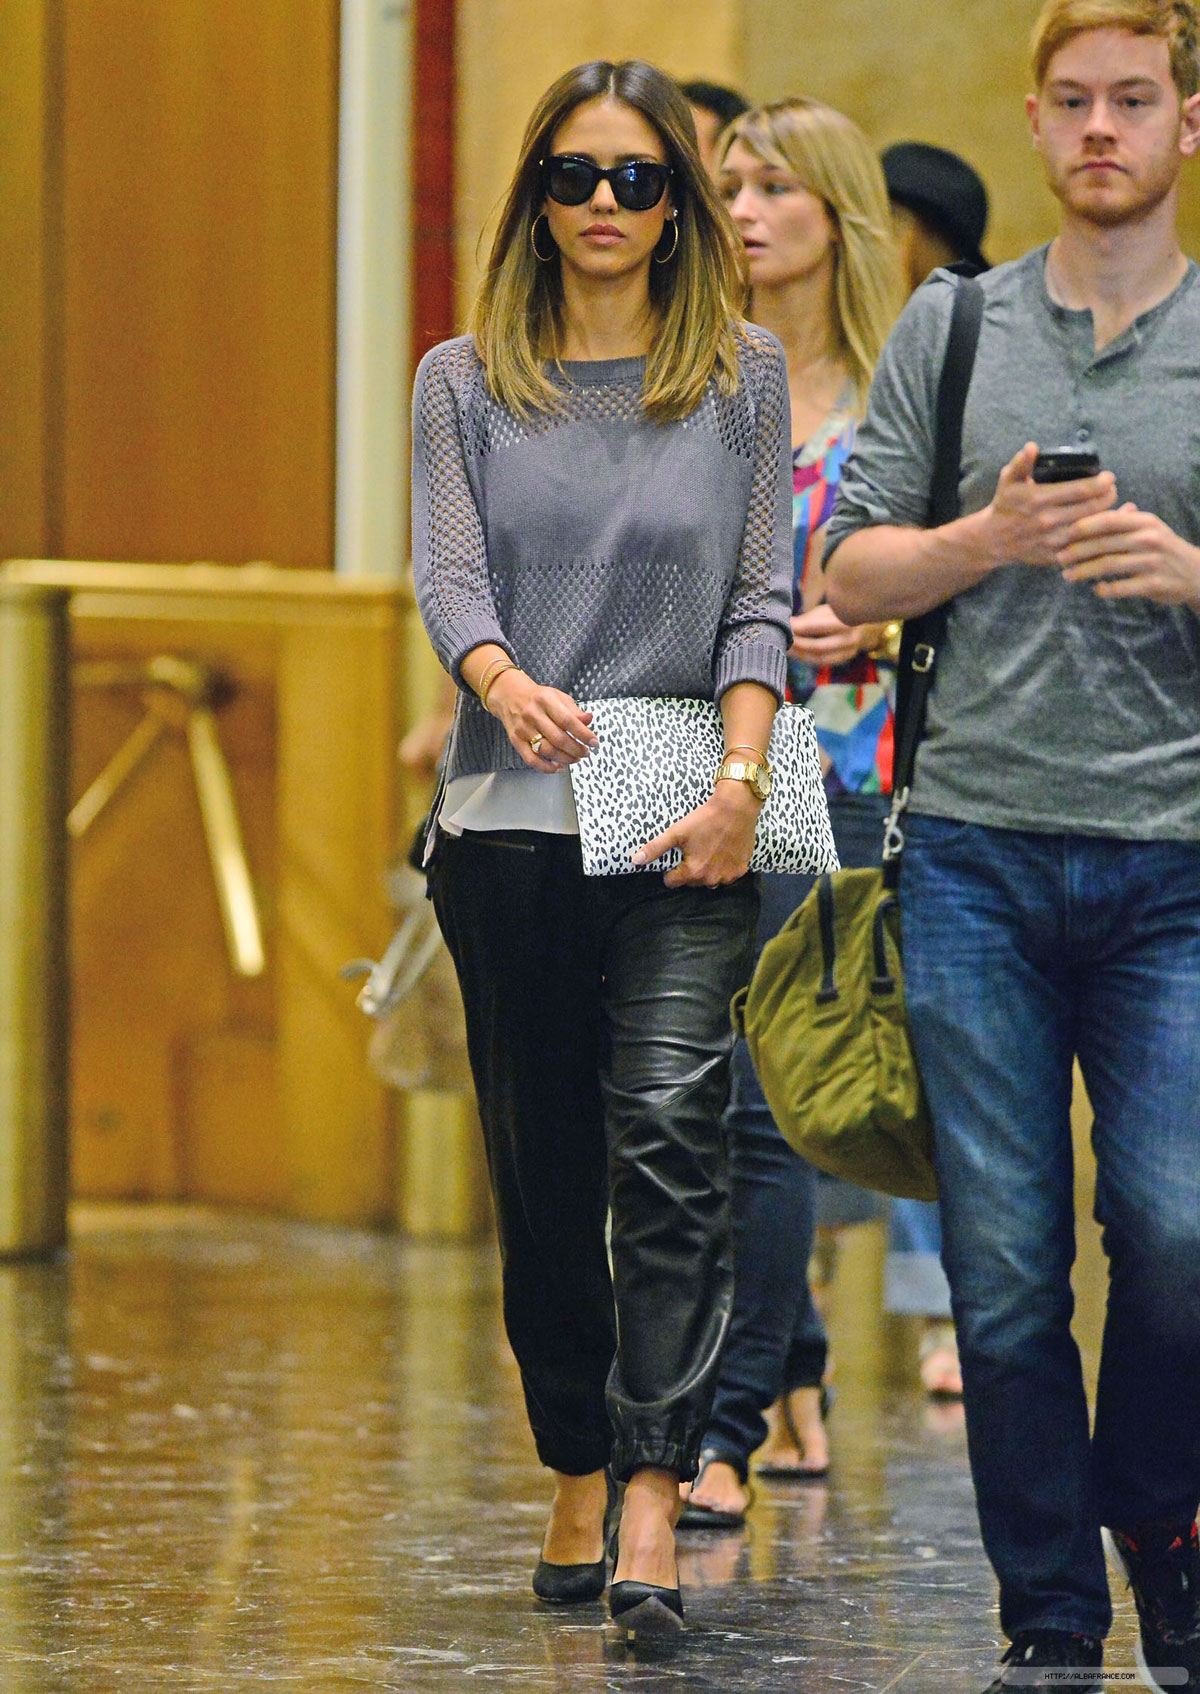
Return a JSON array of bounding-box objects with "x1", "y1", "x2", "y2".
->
[
  {"x1": 0, "y1": 584, "x2": 70, "y2": 1256},
  {"x1": 69, "y1": 656, "x2": 265, "y2": 979}
]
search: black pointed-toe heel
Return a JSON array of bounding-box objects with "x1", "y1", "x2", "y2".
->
[
  {"x1": 532, "y1": 1470, "x2": 618, "y2": 1606},
  {"x1": 532, "y1": 1554, "x2": 608, "y2": 1604},
  {"x1": 608, "y1": 1580, "x2": 685, "y2": 1636}
]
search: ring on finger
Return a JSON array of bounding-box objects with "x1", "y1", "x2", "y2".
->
[{"x1": 529, "y1": 732, "x2": 545, "y2": 756}]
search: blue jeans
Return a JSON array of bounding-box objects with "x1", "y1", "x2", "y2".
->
[
  {"x1": 901, "y1": 817, "x2": 1200, "y2": 1639},
  {"x1": 885, "y1": 1196, "x2": 951, "y2": 1317},
  {"x1": 702, "y1": 793, "x2": 886, "y2": 1475}
]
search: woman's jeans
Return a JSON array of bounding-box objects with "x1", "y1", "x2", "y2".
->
[
  {"x1": 429, "y1": 829, "x2": 758, "y2": 1484},
  {"x1": 702, "y1": 792, "x2": 885, "y2": 1476},
  {"x1": 901, "y1": 816, "x2": 1200, "y2": 1640}
]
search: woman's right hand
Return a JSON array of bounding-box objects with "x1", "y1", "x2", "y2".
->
[{"x1": 486, "y1": 669, "x2": 598, "y2": 771}]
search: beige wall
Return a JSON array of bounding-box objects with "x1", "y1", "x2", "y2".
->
[
  {"x1": 454, "y1": 0, "x2": 1200, "y2": 317},
  {"x1": 743, "y1": 0, "x2": 1200, "y2": 263},
  {"x1": 744, "y1": 0, "x2": 1053, "y2": 262}
]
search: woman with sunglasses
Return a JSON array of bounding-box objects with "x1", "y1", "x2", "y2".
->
[
  {"x1": 412, "y1": 61, "x2": 792, "y2": 1636},
  {"x1": 678, "y1": 99, "x2": 904, "y2": 1530}
]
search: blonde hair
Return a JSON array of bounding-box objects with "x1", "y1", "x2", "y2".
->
[
  {"x1": 720, "y1": 100, "x2": 905, "y2": 414},
  {"x1": 1032, "y1": 0, "x2": 1200, "y2": 98},
  {"x1": 469, "y1": 60, "x2": 749, "y2": 424}
]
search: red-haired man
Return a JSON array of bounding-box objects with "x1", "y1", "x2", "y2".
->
[{"x1": 827, "y1": 4, "x2": 1200, "y2": 1689}]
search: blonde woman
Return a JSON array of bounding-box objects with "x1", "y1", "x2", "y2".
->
[
  {"x1": 680, "y1": 98, "x2": 904, "y2": 1527},
  {"x1": 412, "y1": 61, "x2": 793, "y2": 1635}
]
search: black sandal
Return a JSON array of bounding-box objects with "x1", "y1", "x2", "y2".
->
[
  {"x1": 676, "y1": 1450, "x2": 752, "y2": 1529},
  {"x1": 754, "y1": 1384, "x2": 833, "y2": 1480}
]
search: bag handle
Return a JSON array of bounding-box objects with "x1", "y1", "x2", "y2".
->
[
  {"x1": 871, "y1": 896, "x2": 898, "y2": 996},
  {"x1": 883, "y1": 274, "x2": 985, "y2": 887},
  {"x1": 815, "y1": 873, "x2": 899, "y2": 1001}
]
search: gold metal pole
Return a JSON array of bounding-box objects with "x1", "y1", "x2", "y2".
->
[
  {"x1": 0, "y1": 583, "x2": 70, "y2": 1256},
  {"x1": 186, "y1": 707, "x2": 266, "y2": 979},
  {"x1": 67, "y1": 712, "x2": 166, "y2": 839}
]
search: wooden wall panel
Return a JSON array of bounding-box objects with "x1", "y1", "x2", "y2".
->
[{"x1": 58, "y1": 0, "x2": 338, "y2": 565}]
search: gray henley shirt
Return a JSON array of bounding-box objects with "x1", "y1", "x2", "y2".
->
[
  {"x1": 412, "y1": 329, "x2": 794, "y2": 787},
  {"x1": 824, "y1": 246, "x2": 1200, "y2": 841}
]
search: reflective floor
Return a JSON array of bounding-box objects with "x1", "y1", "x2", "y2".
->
[{"x1": 0, "y1": 1202, "x2": 1140, "y2": 1692}]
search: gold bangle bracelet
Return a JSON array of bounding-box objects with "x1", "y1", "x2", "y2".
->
[
  {"x1": 478, "y1": 659, "x2": 518, "y2": 711},
  {"x1": 476, "y1": 655, "x2": 510, "y2": 693},
  {"x1": 725, "y1": 743, "x2": 768, "y2": 763}
]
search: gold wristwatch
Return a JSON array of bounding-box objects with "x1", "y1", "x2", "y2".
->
[{"x1": 714, "y1": 756, "x2": 772, "y2": 802}]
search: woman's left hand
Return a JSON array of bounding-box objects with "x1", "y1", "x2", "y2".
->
[
  {"x1": 790, "y1": 603, "x2": 886, "y2": 666},
  {"x1": 633, "y1": 782, "x2": 761, "y2": 888}
]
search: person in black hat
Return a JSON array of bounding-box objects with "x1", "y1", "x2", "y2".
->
[{"x1": 882, "y1": 141, "x2": 990, "y2": 292}]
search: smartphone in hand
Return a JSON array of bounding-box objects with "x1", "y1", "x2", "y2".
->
[{"x1": 1031, "y1": 446, "x2": 1102, "y2": 484}]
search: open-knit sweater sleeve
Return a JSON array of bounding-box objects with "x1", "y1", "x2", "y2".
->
[
  {"x1": 712, "y1": 325, "x2": 792, "y2": 703},
  {"x1": 411, "y1": 341, "x2": 513, "y2": 683}
]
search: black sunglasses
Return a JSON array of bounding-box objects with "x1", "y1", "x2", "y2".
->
[{"x1": 540, "y1": 154, "x2": 672, "y2": 213}]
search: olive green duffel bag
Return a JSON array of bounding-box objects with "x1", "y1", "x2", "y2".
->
[
  {"x1": 731, "y1": 866, "x2": 936, "y2": 1201},
  {"x1": 732, "y1": 273, "x2": 987, "y2": 1206}
]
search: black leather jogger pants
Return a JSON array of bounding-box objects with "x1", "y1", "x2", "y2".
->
[{"x1": 429, "y1": 829, "x2": 758, "y2": 1483}]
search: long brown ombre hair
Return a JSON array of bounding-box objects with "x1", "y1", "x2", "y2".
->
[
  {"x1": 470, "y1": 61, "x2": 749, "y2": 424},
  {"x1": 720, "y1": 100, "x2": 904, "y2": 413}
]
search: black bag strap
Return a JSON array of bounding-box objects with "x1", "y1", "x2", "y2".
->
[
  {"x1": 882, "y1": 275, "x2": 984, "y2": 887},
  {"x1": 815, "y1": 875, "x2": 838, "y2": 1003}
]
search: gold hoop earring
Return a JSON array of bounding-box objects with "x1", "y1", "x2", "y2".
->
[
  {"x1": 530, "y1": 214, "x2": 557, "y2": 263},
  {"x1": 653, "y1": 217, "x2": 679, "y2": 264}
]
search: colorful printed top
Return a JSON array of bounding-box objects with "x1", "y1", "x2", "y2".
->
[{"x1": 790, "y1": 402, "x2": 895, "y2": 798}]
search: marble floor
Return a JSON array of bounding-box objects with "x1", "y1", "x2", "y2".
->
[{"x1": 0, "y1": 1202, "x2": 1141, "y2": 1692}]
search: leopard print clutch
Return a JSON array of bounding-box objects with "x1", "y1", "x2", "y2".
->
[{"x1": 569, "y1": 697, "x2": 839, "y2": 877}]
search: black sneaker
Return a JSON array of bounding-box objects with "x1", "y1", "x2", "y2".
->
[
  {"x1": 1110, "y1": 1521, "x2": 1200, "y2": 1692},
  {"x1": 981, "y1": 1628, "x2": 1104, "y2": 1692}
]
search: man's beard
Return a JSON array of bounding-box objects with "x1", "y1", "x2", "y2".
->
[{"x1": 1051, "y1": 159, "x2": 1177, "y2": 228}]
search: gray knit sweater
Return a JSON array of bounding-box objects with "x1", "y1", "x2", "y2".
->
[{"x1": 411, "y1": 328, "x2": 794, "y2": 784}]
